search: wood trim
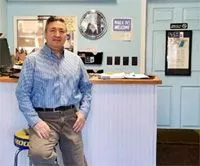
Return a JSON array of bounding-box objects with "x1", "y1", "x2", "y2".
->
[
  {"x1": 0, "y1": 76, "x2": 162, "y2": 84},
  {"x1": 90, "y1": 76, "x2": 161, "y2": 84},
  {"x1": 0, "y1": 76, "x2": 18, "y2": 83}
]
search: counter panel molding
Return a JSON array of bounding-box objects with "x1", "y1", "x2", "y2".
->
[{"x1": 83, "y1": 84, "x2": 157, "y2": 166}]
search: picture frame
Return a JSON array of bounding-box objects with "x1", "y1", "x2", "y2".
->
[
  {"x1": 165, "y1": 30, "x2": 192, "y2": 76},
  {"x1": 79, "y1": 10, "x2": 107, "y2": 40}
]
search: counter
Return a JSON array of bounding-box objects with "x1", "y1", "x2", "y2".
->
[
  {"x1": 0, "y1": 76, "x2": 161, "y2": 166},
  {"x1": 0, "y1": 75, "x2": 161, "y2": 84}
]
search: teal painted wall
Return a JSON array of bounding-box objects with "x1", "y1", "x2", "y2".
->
[
  {"x1": 7, "y1": 0, "x2": 142, "y2": 73},
  {"x1": 0, "y1": 0, "x2": 8, "y2": 35}
]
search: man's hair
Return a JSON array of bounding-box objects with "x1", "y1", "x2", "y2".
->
[{"x1": 45, "y1": 16, "x2": 67, "y2": 32}]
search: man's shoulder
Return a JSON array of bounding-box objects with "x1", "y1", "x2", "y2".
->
[
  {"x1": 29, "y1": 48, "x2": 43, "y2": 57},
  {"x1": 25, "y1": 49, "x2": 43, "y2": 63},
  {"x1": 64, "y1": 49, "x2": 80, "y2": 59}
]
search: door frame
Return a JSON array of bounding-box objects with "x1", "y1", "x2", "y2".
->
[{"x1": 140, "y1": 0, "x2": 147, "y2": 73}]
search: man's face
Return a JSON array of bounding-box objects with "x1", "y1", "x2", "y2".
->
[{"x1": 45, "y1": 21, "x2": 67, "y2": 52}]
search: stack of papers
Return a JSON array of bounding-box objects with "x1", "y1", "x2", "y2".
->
[
  {"x1": 99, "y1": 72, "x2": 149, "y2": 79},
  {"x1": 125, "y1": 73, "x2": 149, "y2": 79},
  {"x1": 13, "y1": 64, "x2": 22, "y2": 70}
]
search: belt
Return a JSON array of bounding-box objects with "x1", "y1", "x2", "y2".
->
[{"x1": 34, "y1": 105, "x2": 75, "y2": 112}]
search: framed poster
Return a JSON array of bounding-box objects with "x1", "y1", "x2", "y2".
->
[
  {"x1": 79, "y1": 10, "x2": 107, "y2": 40},
  {"x1": 165, "y1": 30, "x2": 192, "y2": 76}
]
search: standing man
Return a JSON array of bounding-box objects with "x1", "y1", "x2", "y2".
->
[{"x1": 16, "y1": 16, "x2": 92, "y2": 166}]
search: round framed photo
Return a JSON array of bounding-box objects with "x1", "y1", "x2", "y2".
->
[{"x1": 79, "y1": 10, "x2": 107, "y2": 40}]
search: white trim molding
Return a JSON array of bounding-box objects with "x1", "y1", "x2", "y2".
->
[{"x1": 140, "y1": 0, "x2": 147, "y2": 73}]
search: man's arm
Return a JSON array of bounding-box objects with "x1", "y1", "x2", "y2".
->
[
  {"x1": 73, "y1": 58, "x2": 92, "y2": 132},
  {"x1": 78, "y1": 59, "x2": 93, "y2": 119},
  {"x1": 15, "y1": 55, "x2": 41, "y2": 127}
]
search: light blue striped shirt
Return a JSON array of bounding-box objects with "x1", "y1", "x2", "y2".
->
[{"x1": 16, "y1": 44, "x2": 92, "y2": 127}]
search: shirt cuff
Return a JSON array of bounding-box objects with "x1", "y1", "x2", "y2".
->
[{"x1": 27, "y1": 116, "x2": 41, "y2": 127}]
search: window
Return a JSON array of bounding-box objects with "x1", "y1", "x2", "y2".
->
[{"x1": 14, "y1": 16, "x2": 77, "y2": 62}]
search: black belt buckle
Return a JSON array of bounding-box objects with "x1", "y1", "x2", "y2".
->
[{"x1": 52, "y1": 108, "x2": 58, "y2": 112}]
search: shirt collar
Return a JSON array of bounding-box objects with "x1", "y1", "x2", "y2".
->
[{"x1": 41, "y1": 43, "x2": 65, "y2": 59}]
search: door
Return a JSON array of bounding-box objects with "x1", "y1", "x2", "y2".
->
[{"x1": 146, "y1": 0, "x2": 200, "y2": 128}]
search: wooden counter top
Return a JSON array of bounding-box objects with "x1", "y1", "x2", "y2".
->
[
  {"x1": 0, "y1": 76, "x2": 162, "y2": 84},
  {"x1": 90, "y1": 76, "x2": 161, "y2": 84},
  {"x1": 0, "y1": 76, "x2": 18, "y2": 83}
]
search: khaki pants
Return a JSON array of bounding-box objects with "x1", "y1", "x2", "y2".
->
[{"x1": 29, "y1": 108, "x2": 87, "y2": 166}]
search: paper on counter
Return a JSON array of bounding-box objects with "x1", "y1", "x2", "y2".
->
[
  {"x1": 99, "y1": 72, "x2": 126, "y2": 79},
  {"x1": 99, "y1": 72, "x2": 149, "y2": 79},
  {"x1": 124, "y1": 73, "x2": 149, "y2": 79}
]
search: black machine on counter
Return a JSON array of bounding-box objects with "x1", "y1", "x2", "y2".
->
[
  {"x1": 0, "y1": 38, "x2": 14, "y2": 76},
  {"x1": 0, "y1": 38, "x2": 21, "y2": 77},
  {"x1": 77, "y1": 51, "x2": 103, "y2": 65}
]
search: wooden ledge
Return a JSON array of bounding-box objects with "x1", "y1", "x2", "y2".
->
[
  {"x1": 0, "y1": 76, "x2": 18, "y2": 83},
  {"x1": 0, "y1": 76, "x2": 162, "y2": 84},
  {"x1": 90, "y1": 76, "x2": 162, "y2": 84}
]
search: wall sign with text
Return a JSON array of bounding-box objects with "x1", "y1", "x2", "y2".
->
[
  {"x1": 111, "y1": 18, "x2": 132, "y2": 41},
  {"x1": 170, "y1": 23, "x2": 188, "y2": 29},
  {"x1": 165, "y1": 30, "x2": 192, "y2": 76}
]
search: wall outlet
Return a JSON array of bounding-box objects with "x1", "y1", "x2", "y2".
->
[
  {"x1": 132, "y1": 57, "x2": 138, "y2": 66},
  {"x1": 107, "y1": 56, "x2": 113, "y2": 65},
  {"x1": 123, "y1": 57, "x2": 129, "y2": 66},
  {"x1": 115, "y1": 56, "x2": 120, "y2": 65}
]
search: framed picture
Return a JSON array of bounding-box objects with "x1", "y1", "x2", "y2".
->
[
  {"x1": 165, "y1": 30, "x2": 192, "y2": 76},
  {"x1": 79, "y1": 10, "x2": 107, "y2": 40},
  {"x1": 14, "y1": 16, "x2": 77, "y2": 64}
]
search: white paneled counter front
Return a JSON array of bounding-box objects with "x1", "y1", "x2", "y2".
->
[{"x1": 0, "y1": 76, "x2": 161, "y2": 166}]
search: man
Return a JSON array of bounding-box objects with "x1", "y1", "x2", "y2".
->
[{"x1": 16, "y1": 16, "x2": 92, "y2": 166}]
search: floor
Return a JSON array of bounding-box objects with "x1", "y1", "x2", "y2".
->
[{"x1": 157, "y1": 129, "x2": 200, "y2": 166}]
